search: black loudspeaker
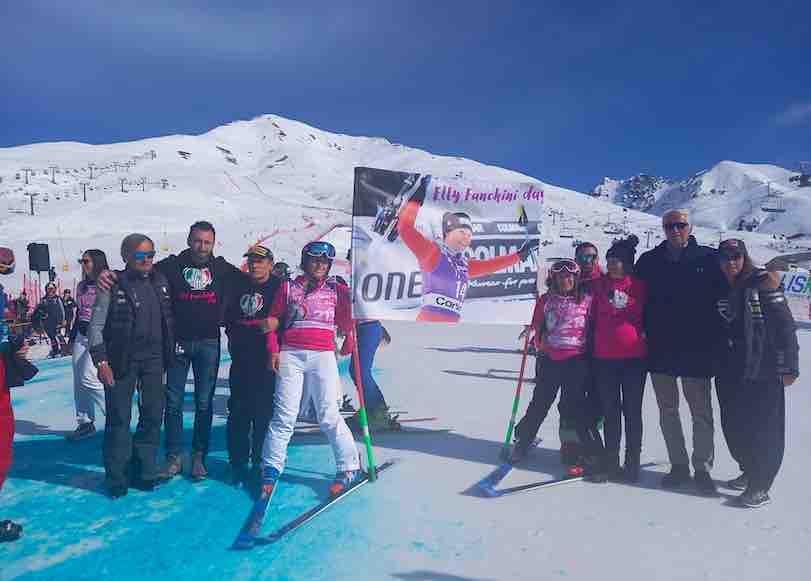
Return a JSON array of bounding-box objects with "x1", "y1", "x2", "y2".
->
[{"x1": 27, "y1": 243, "x2": 51, "y2": 272}]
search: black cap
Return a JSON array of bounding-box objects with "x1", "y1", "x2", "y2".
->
[{"x1": 244, "y1": 245, "x2": 274, "y2": 261}]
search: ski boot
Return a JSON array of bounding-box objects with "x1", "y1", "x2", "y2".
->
[
  {"x1": 261, "y1": 466, "x2": 281, "y2": 497},
  {"x1": 329, "y1": 469, "x2": 364, "y2": 497}
]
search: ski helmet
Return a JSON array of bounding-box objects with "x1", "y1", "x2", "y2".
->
[
  {"x1": 441, "y1": 212, "x2": 473, "y2": 238},
  {"x1": 300, "y1": 240, "x2": 336, "y2": 270}
]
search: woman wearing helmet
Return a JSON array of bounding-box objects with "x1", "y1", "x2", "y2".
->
[
  {"x1": 511, "y1": 259, "x2": 605, "y2": 480},
  {"x1": 397, "y1": 182, "x2": 538, "y2": 322},
  {"x1": 259, "y1": 241, "x2": 361, "y2": 498}
]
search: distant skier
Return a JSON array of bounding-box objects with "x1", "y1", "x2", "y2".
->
[
  {"x1": 260, "y1": 241, "x2": 361, "y2": 498},
  {"x1": 396, "y1": 177, "x2": 539, "y2": 322}
]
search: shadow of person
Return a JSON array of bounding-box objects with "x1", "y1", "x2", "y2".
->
[{"x1": 13, "y1": 419, "x2": 73, "y2": 437}]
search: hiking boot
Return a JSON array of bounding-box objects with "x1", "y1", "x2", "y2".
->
[
  {"x1": 584, "y1": 457, "x2": 608, "y2": 483},
  {"x1": 158, "y1": 454, "x2": 183, "y2": 481},
  {"x1": 738, "y1": 488, "x2": 771, "y2": 508},
  {"x1": 0, "y1": 520, "x2": 23, "y2": 543},
  {"x1": 107, "y1": 484, "x2": 128, "y2": 499},
  {"x1": 560, "y1": 441, "x2": 581, "y2": 467},
  {"x1": 661, "y1": 464, "x2": 691, "y2": 488},
  {"x1": 261, "y1": 466, "x2": 281, "y2": 496},
  {"x1": 66, "y1": 422, "x2": 96, "y2": 442},
  {"x1": 726, "y1": 473, "x2": 749, "y2": 491},
  {"x1": 191, "y1": 452, "x2": 208, "y2": 481},
  {"x1": 694, "y1": 470, "x2": 719, "y2": 496},
  {"x1": 623, "y1": 456, "x2": 641, "y2": 483},
  {"x1": 227, "y1": 463, "x2": 249, "y2": 487},
  {"x1": 329, "y1": 469, "x2": 363, "y2": 497}
]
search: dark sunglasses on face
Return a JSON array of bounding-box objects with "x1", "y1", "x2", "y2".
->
[
  {"x1": 720, "y1": 252, "x2": 743, "y2": 262},
  {"x1": 664, "y1": 222, "x2": 689, "y2": 231},
  {"x1": 134, "y1": 250, "x2": 156, "y2": 261},
  {"x1": 78, "y1": 258, "x2": 91, "y2": 264},
  {"x1": 576, "y1": 254, "x2": 597, "y2": 263}
]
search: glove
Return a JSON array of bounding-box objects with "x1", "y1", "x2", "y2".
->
[
  {"x1": 340, "y1": 332, "x2": 355, "y2": 356},
  {"x1": 409, "y1": 176, "x2": 429, "y2": 206},
  {"x1": 517, "y1": 238, "x2": 540, "y2": 261}
]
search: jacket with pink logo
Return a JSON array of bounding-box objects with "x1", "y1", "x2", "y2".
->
[
  {"x1": 268, "y1": 275, "x2": 352, "y2": 353},
  {"x1": 530, "y1": 292, "x2": 593, "y2": 360}
]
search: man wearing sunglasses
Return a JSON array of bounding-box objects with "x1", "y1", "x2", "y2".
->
[
  {"x1": 99, "y1": 221, "x2": 243, "y2": 482},
  {"x1": 88, "y1": 234, "x2": 175, "y2": 498},
  {"x1": 635, "y1": 209, "x2": 720, "y2": 494}
]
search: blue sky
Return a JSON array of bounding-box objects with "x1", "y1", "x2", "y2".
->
[{"x1": 1, "y1": 0, "x2": 809, "y2": 192}]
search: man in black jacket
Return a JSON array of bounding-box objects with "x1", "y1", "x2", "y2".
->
[
  {"x1": 635, "y1": 209, "x2": 720, "y2": 494},
  {"x1": 89, "y1": 234, "x2": 175, "y2": 498},
  {"x1": 99, "y1": 221, "x2": 243, "y2": 482},
  {"x1": 224, "y1": 245, "x2": 279, "y2": 488},
  {"x1": 38, "y1": 283, "x2": 65, "y2": 358}
]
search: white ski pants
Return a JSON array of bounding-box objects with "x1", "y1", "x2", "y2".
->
[
  {"x1": 72, "y1": 332, "x2": 106, "y2": 425},
  {"x1": 262, "y1": 349, "x2": 359, "y2": 474}
]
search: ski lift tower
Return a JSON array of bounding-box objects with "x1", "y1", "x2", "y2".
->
[
  {"x1": 789, "y1": 161, "x2": 810, "y2": 188},
  {"x1": 761, "y1": 182, "x2": 786, "y2": 213}
]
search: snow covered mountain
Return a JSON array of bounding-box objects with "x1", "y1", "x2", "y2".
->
[
  {"x1": 0, "y1": 115, "x2": 806, "y2": 296},
  {"x1": 594, "y1": 161, "x2": 811, "y2": 238}
]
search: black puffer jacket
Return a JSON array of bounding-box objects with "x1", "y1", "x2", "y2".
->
[
  {"x1": 634, "y1": 236, "x2": 721, "y2": 377},
  {"x1": 713, "y1": 269, "x2": 800, "y2": 382}
]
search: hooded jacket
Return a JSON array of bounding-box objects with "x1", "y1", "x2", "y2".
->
[{"x1": 713, "y1": 269, "x2": 800, "y2": 381}]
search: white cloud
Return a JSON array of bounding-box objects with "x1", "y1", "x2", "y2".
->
[{"x1": 774, "y1": 102, "x2": 811, "y2": 127}]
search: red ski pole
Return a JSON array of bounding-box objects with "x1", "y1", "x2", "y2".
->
[{"x1": 501, "y1": 331, "x2": 531, "y2": 461}]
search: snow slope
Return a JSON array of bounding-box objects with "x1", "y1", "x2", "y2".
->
[
  {"x1": 1, "y1": 116, "x2": 801, "y2": 299},
  {"x1": 2, "y1": 324, "x2": 810, "y2": 580},
  {"x1": 595, "y1": 161, "x2": 811, "y2": 238}
]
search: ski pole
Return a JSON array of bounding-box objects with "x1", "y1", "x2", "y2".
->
[
  {"x1": 501, "y1": 331, "x2": 532, "y2": 461},
  {"x1": 350, "y1": 320, "x2": 378, "y2": 481}
]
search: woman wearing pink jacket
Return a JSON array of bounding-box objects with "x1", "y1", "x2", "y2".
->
[{"x1": 591, "y1": 236, "x2": 648, "y2": 482}]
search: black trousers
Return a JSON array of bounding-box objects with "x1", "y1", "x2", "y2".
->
[
  {"x1": 716, "y1": 374, "x2": 786, "y2": 491},
  {"x1": 594, "y1": 358, "x2": 647, "y2": 467},
  {"x1": 103, "y1": 357, "x2": 165, "y2": 488},
  {"x1": 516, "y1": 356, "x2": 603, "y2": 459},
  {"x1": 227, "y1": 360, "x2": 275, "y2": 467}
]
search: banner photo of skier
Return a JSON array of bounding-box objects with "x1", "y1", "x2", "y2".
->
[{"x1": 351, "y1": 167, "x2": 544, "y2": 324}]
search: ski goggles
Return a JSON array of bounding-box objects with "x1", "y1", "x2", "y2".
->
[
  {"x1": 303, "y1": 241, "x2": 336, "y2": 260},
  {"x1": 664, "y1": 221, "x2": 689, "y2": 231},
  {"x1": 134, "y1": 250, "x2": 156, "y2": 261},
  {"x1": 549, "y1": 259, "x2": 580, "y2": 275}
]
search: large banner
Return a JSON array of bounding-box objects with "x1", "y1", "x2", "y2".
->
[{"x1": 351, "y1": 167, "x2": 544, "y2": 324}]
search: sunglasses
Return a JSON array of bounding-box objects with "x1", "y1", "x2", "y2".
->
[
  {"x1": 134, "y1": 250, "x2": 156, "y2": 261},
  {"x1": 720, "y1": 252, "x2": 743, "y2": 262},
  {"x1": 664, "y1": 222, "x2": 689, "y2": 231},
  {"x1": 78, "y1": 258, "x2": 91, "y2": 265},
  {"x1": 304, "y1": 241, "x2": 336, "y2": 260},
  {"x1": 576, "y1": 254, "x2": 597, "y2": 263},
  {"x1": 550, "y1": 260, "x2": 580, "y2": 275}
]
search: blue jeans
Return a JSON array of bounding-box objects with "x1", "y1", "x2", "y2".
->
[
  {"x1": 349, "y1": 321, "x2": 386, "y2": 412},
  {"x1": 164, "y1": 338, "x2": 221, "y2": 456}
]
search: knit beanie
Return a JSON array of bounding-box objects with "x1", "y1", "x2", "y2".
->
[{"x1": 606, "y1": 235, "x2": 639, "y2": 272}]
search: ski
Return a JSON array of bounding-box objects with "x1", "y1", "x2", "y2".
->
[
  {"x1": 484, "y1": 462, "x2": 661, "y2": 498},
  {"x1": 474, "y1": 438, "x2": 541, "y2": 496},
  {"x1": 294, "y1": 425, "x2": 452, "y2": 436},
  {"x1": 255, "y1": 460, "x2": 397, "y2": 546},
  {"x1": 231, "y1": 485, "x2": 277, "y2": 550}
]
